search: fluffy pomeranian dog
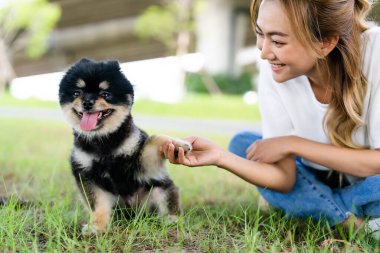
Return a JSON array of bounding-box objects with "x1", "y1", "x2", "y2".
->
[{"x1": 59, "y1": 58, "x2": 192, "y2": 234}]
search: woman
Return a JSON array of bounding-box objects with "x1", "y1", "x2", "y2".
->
[{"x1": 161, "y1": 0, "x2": 380, "y2": 235}]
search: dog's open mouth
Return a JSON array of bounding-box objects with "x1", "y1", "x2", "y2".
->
[{"x1": 74, "y1": 109, "x2": 114, "y2": 131}]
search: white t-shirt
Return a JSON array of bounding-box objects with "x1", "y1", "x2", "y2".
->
[{"x1": 258, "y1": 26, "x2": 380, "y2": 175}]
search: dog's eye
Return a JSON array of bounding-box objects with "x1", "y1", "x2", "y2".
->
[
  {"x1": 73, "y1": 90, "x2": 82, "y2": 98},
  {"x1": 100, "y1": 91, "x2": 112, "y2": 100}
]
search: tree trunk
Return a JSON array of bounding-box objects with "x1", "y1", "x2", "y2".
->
[{"x1": 0, "y1": 39, "x2": 16, "y2": 93}]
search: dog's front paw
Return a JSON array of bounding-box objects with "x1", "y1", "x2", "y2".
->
[
  {"x1": 172, "y1": 139, "x2": 192, "y2": 154},
  {"x1": 165, "y1": 214, "x2": 179, "y2": 225},
  {"x1": 81, "y1": 224, "x2": 99, "y2": 235}
]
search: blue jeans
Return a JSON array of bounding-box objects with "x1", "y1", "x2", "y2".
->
[{"x1": 228, "y1": 131, "x2": 380, "y2": 226}]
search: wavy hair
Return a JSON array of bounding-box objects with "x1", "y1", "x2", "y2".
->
[{"x1": 251, "y1": 0, "x2": 373, "y2": 149}]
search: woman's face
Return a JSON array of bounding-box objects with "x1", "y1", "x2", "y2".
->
[{"x1": 256, "y1": 0, "x2": 318, "y2": 83}]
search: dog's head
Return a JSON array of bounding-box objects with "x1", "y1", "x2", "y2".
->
[{"x1": 59, "y1": 58, "x2": 134, "y2": 136}]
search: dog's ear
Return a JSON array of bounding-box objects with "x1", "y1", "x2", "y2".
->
[
  {"x1": 78, "y1": 58, "x2": 92, "y2": 64},
  {"x1": 105, "y1": 60, "x2": 121, "y2": 71}
]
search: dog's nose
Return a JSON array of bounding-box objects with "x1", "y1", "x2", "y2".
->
[{"x1": 82, "y1": 99, "x2": 95, "y2": 111}]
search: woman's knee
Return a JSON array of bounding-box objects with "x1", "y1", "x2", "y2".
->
[
  {"x1": 228, "y1": 131, "x2": 262, "y2": 158},
  {"x1": 362, "y1": 174, "x2": 380, "y2": 187},
  {"x1": 345, "y1": 174, "x2": 380, "y2": 217},
  {"x1": 364, "y1": 201, "x2": 380, "y2": 217}
]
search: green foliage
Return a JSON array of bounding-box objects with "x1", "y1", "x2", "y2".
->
[
  {"x1": 134, "y1": 1, "x2": 196, "y2": 51},
  {"x1": 135, "y1": 5, "x2": 178, "y2": 49},
  {"x1": 186, "y1": 72, "x2": 255, "y2": 95},
  {"x1": 369, "y1": 3, "x2": 380, "y2": 23},
  {"x1": 0, "y1": 0, "x2": 61, "y2": 58}
]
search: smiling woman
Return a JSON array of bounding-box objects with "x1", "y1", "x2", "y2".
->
[
  {"x1": 237, "y1": 0, "x2": 380, "y2": 233},
  {"x1": 254, "y1": 0, "x2": 321, "y2": 84},
  {"x1": 161, "y1": 0, "x2": 380, "y2": 239}
]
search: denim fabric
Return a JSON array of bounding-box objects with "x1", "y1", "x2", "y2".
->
[{"x1": 228, "y1": 131, "x2": 380, "y2": 226}]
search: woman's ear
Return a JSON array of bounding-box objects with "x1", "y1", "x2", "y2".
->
[{"x1": 321, "y1": 35, "x2": 339, "y2": 57}]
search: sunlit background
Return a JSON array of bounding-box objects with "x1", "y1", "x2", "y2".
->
[
  {"x1": 1, "y1": 0, "x2": 379, "y2": 105},
  {"x1": 0, "y1": 0, "x2": 261, "y2": 104}
]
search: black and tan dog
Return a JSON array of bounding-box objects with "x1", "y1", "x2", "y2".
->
[{"x1": 59, "y1": 58, "x2": 192, "y2": 234}]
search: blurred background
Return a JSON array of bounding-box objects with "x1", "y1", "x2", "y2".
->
[
  {"x1": 1, "y1": 0, "x2": 258, "y2": 103},
  {"x1": 0, "y1": 0, "x2": 379, "y2": 103}
]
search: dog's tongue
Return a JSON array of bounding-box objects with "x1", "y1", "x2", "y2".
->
[{"x1": 80, "y1": 112, "x2": 99, "y2": 131}]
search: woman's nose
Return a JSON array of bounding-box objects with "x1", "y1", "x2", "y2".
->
[{"x1": 259, "y1": 39, "x2": 275, "y2": 60}]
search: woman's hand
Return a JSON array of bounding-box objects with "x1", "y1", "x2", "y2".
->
[
  {"x1": 162, "y1": 135, "x2": 298, "y2": 192},
  {"x1": 246, "y1": 136, "x2": 296, "y2": 163},
  {"x1": 160, "y1": 136, "x2": 224, "y2": 167}
]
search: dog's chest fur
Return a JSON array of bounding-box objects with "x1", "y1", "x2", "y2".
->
[
  {"x1": 70, "y1": 117, "x2": 167, "y2": 197},
  {"x1": 72, "y1": 151, "x2": 144, "y2": 196}
]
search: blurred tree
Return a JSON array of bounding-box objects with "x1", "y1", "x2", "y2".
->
[
  {"x1": 370, "y1": 1, "x2": 380, "y2": 22},
  {"x1": 135, "y1": 0, "x2": 221, "y2": 95},
  {"x1": 0, "y1": 0, "x2": 61, "y2": 93},
  {"x1": 134, "y1": 0, "x2": 194, "y2": 56}
]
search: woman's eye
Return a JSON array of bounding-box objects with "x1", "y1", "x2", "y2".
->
[{"x1": 273, "y1": 41, "x2": 285, "y2": 47}]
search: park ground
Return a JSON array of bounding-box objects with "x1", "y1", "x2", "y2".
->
[{"x1": 0, "y1": 94, "x2": 379, "y2": 252}]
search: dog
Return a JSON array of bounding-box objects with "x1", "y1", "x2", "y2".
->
[{"x1": 58, "y1": 58, "x2": 192, "y2": 234}]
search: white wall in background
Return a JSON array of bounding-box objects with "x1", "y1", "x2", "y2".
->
[{"x1": 10, "y1": 54, "x2": 205, "y2": 103}]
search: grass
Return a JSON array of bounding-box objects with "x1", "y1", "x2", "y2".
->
[
  {"x1": 0, "y1": 118, "x2": 379, "y2": 252},
  {"x1": 0, "y1": 92, "x2": 261, "y2": 121},
  {"x1": 132, "y1": 94, "x2": 261, "y2": 122}
]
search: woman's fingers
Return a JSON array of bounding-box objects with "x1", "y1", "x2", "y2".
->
[
  {"x1": 184, "y1": 136, "x2": 198, "y2": 144},
  {"x1": 161, "y1": 140, "x2": 193, "y2": 165},
  {"x1": 177, "y1": 147, "x2": 187, "y2": 164},
  {"x1": 245, "y1": 143, "x2": 255, "y2": 158},
  {"x1": 246, "y1": 145, "x2": 261, "y2": 162},
  {"x1": 246, "y1": 145, "x2": 255, "y2": 160},
  {"x1": 161, "y1": 141, "x2": 176, "y2": 163},
  {"x1": 167, "y1": 143, "x2": 178, "y2": 163},
  {"x1": 165, "y1": 143, "x2": 189, "y2": 165}
]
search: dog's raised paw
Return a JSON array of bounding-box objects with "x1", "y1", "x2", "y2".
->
[{"x1": 172, "y1": 139, "x2": 192, "y2": 154}]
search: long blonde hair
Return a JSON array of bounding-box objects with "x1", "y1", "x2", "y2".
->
[{"x1": 251, "y1": 0, "x2": 372, "y2": 149}]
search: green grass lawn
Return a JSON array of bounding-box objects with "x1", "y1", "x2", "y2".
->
[{"x1": 0, "y1": 118, "x2": 378, "y2": 252}]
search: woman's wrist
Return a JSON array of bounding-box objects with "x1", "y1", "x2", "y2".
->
[
  {"x1": 215, "y1": 148, "x2": 230, "y2": 168},
  {"x1": 287, "y1": 135, "x2": 301, "y2": 156}
]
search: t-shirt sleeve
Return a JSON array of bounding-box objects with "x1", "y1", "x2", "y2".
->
[
  {"x1": 258, "y1": 60, "x2": 294, "y2": 139},
  {"x1": 364, "y1": 27, "x2": 380, "y2": 149},
  {"x1": 369, "y1": 81, "x2": 380, "y2": 149}
]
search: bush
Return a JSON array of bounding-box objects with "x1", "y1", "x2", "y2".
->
[{"x1": 185, "y1": 72, "x2": 255, "y2": 95}]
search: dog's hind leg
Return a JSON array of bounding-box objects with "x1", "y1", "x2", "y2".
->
[
  {"x1": 165, "y1": 185, "x2": 181, "y2": 222},
  {"x1": 147, "y1": 185, "x2": 181, "y2": 224}
]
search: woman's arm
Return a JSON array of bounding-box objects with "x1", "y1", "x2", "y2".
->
[
  {"x1": 289, "y1": 136, "x2": 380, "y2": 177},
  {"x1": 248, "y1": 136, "x2": 380, "y2": 177},
  {"x1": 218, "y1": 151, "x2": 296, "y2": 193},
  {"x1": 162, "y1": 136, "x2": 296, "y2": 193}
]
